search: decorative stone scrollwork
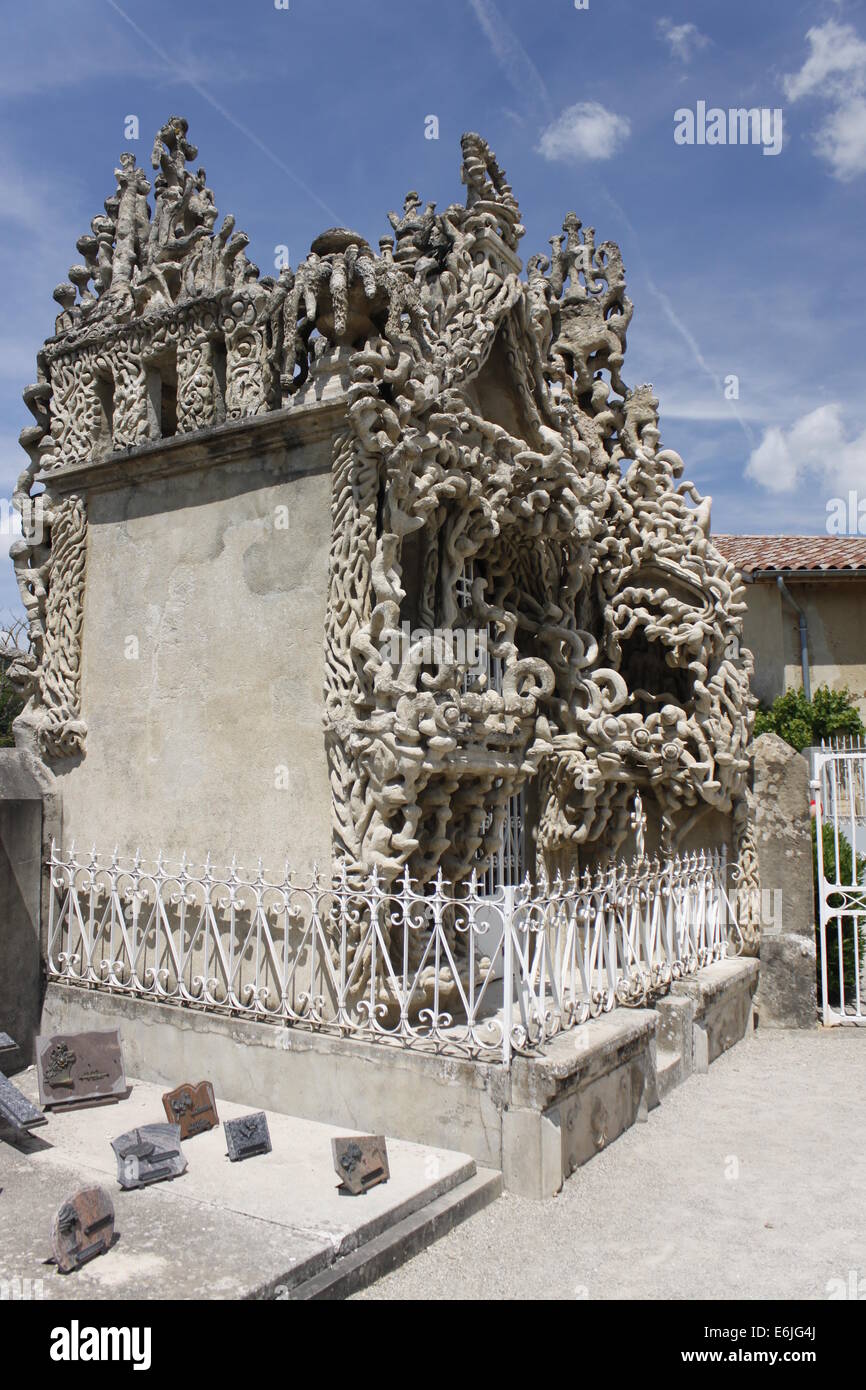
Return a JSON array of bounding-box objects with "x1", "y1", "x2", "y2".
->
[
  {"x1": 314, "y1": 131, "x2": 755, "y2": 915},
  {"x1": 12, "y1": 114, "x2": 756, "y2": 945}
]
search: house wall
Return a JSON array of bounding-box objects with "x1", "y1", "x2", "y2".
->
[
  {"x1": 49, "y1": 415, "x2": 337, "y2": 874},
  {"x1": 740, "y1": 577, "x2": 866, "y2": 717}
]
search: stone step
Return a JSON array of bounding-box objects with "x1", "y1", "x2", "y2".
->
[
  {"x1": 290, "y1": 1167, "x2": 503, "y2": 1300},
  {"x1": 656, "y1": 1045, "x2": 684, "y2": 1099}
]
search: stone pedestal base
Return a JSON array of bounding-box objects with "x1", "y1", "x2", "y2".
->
[{"x1": 757, "y1": 933, "x2": 817, "y2": 1029}]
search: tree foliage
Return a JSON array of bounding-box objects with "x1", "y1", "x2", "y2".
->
[
  {"x1": 754, "y1": 685, "x2": 865, "y2": 753},
  {"x1": 0, "y1": 616, "x2": 28, "y2": 748}
]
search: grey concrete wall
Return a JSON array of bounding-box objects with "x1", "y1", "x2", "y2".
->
[
  {"x1": 0, "y1": 751, "x2": 60, "y2": 1067},
  {"x1": 50, "y1": 432, "x2": 335, "y2": 874},
  {"x1": 741, "y1": 578, "x2": 866, "y2": 717}
]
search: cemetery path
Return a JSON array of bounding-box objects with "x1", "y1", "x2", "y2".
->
[{"x1": 353, "y1": 1030, "x2": 866, "y2": 1300}]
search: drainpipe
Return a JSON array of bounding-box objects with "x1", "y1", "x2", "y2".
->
[{"x1": 776, "y1": 575, "x2": 811, "y2": 702}]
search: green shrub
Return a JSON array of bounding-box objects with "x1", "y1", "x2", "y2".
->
[
  {"x1": 0, "y1": 619, "x2": 28, "y2": 747},
  {"x1": 755, "y1": 685, "x2": 865, "y2": 753}
]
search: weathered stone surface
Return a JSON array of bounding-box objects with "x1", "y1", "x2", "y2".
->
[
  {"x1": 0, "y1": 1072, "x2": 486, "y2": 1299},
  {"x1": 111, "y1": 1123, "x2": 187, "y2": 1188},
  {"x1": 750, "y1": 733, "x2": 817, "y2": 1028},
  {"x1": 0, "y1": 1070, "x2": 45, "y2": 1135},
  {"x1": 0, "y1": 750, "x2": 60, "y2": 1068},
  {"x1": 758, "y1": 933, "x2": 818, "y2": 1029},
  {"x1": 752, "y1": 734, "x2": 814, "y2": 937}
]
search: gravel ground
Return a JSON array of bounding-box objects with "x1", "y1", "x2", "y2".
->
[{"x1": 354, "y1": 1029, "x2": 866, "y2": 1300}]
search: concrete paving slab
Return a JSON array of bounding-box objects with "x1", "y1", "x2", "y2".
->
[
  {"x1": 353, "y1": 1029, "x2": 866, "y2": 1301},
  {"x1": 0, "y1": 1070, "x2": 478, "y2": 1299}
]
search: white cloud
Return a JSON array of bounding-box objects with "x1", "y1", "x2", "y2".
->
[
  {"x1": 656, "y1": 18, "x2": 710, "y2": 64},
  {"x1": 538, "y1": 102, "x2": 630, "y2": 163},
  {"x1": 783, "y1": 20, "x2": 866, "y2": 179},
  {"x1": 746, "y1": 404, "x2": 866, "y2": 494},
  {"x1": 813, "y1": 95, "x2": 866, "y2": 180},
  {"x1": 783, "y1": 20, "x2": 866, "y2": 101}
]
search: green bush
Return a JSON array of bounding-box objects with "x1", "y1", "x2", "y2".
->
[
  {"x1": 755, "y1": 685, "x2": 865, "y2": 753},
  {"x1": 0, "y1": 619, "x2": 29, "y2": 747},
  {"x1": 0, "y1": 666, "x2": 24, "y2": 747},
  {"x1": 813, "y1": 819, "x2": 866, "y2": 1008}
]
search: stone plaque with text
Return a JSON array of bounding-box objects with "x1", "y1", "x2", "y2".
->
[
  {"x1": 51, "y1": 1186, "x2": 115, "y2": 1273},
  {"x1": 162, "y1": 1080, "x2": 219, "y2": 1140},
  {"x1": 331, "y1": 1135, "x2": 390, "y2": 1194},
  {"x1": 36, "y1": 1029, "x2": 126, "y2": 1109}
]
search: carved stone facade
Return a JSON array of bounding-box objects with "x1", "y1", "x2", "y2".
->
[{"x1": 11, "y1": 118, "x2": 756, "y2": 900}]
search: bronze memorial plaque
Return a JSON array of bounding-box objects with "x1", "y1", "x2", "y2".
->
[
  {"x1": 162, "y1": 1080, "x2": 219, "y2": 1140},
  {"x1": 224, "y1": 1111, "x2": 271, "y2": 1162},
  {"x1": 36, "y1": 1029, "x2": 126, "y2": 1110},
  {"x1": 51, "y1": 1185, "x2": 115, "y2": 1273},
  {"x1": 111, "y1": 1123, "x2": 188, "y2": 1189},
  {"x1": 331, "y1": 1135, "x2": 390, "y2": 1195}
]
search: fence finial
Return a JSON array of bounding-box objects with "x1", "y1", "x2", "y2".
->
[{"x1": 630, "y1": 791, "x2": 647, "y2": 861}]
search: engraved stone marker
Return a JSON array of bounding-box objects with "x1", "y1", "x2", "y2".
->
[
  {"x1": 111, "y1": 1123, "x2": 187, "y2": 1189},
  {"x1": 51, "y1": 1186, "x2": 115, "y2": 1273},
  {"x1": 0, "y1": 1071, "x2": 46, "y2": 1142},
  {"x1": 331, "y1": 1135, "x2": 390, "y2": 1194},
  {"x1": 224, "y1": 1111, "x2": 271, "y2": 1162},
  {"x1": 162, "y1": 1080, "x2": 219, "y2": 1140},
  {"x1": 36, "y1": 1029, "x2": 126, "y2": 1109}
]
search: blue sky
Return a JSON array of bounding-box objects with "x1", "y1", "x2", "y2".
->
[{"x1": 3, "y1": 0, "x2": 866, "y2": 619}]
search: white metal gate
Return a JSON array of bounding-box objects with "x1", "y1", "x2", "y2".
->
[{"x1": 813, "y1": 741, "x2": 866, "y2": 1024}]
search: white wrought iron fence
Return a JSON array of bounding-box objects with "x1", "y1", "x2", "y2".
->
[
  {"x1": 46, "y1": 841, "x2": 739, "y2": 1064},
  {"x1": 813, "y1": 745, "x2": 866, "y2": 1023}
]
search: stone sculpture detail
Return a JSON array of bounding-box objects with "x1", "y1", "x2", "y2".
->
[{"x1": 11, "y1": 121, "x2": 755, "y2": 950}]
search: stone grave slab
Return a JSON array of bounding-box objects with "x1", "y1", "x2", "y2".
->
[{"x1": 0, "y1": 1070, "x2": 46, "y2": 1140}]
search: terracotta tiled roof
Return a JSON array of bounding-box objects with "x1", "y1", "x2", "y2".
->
[{"x1": 713, "y1": 535, "x2": 866, "y2": 575}]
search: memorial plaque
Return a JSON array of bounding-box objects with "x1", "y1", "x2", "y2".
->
[
  {"x1": 331, "y1": 1135, "x2": 390, "y2": 1195},
  {"x1": 111, "y1": 1123, "x2": 187, "y2": 1189},
  {"x1": 0, "y1": 1071, "x2": 46, "y2": 1140},
  {"x1": 36, "y1": 1029, "x2": 126, "y2": 1109},
  {"x1": 50, "y1": 1186, "x2": 115, "y2": 1273},
  {"x1": 162, "y1": 1080, "x2": 219, "y2": 1140},
  {"x1": 224, "y1": 1111, "x2": 271, "y2": 1162}
]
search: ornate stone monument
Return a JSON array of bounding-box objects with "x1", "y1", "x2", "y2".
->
[{"x1": 9, "y1": 118, "x2": 756, "y2": 894}]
